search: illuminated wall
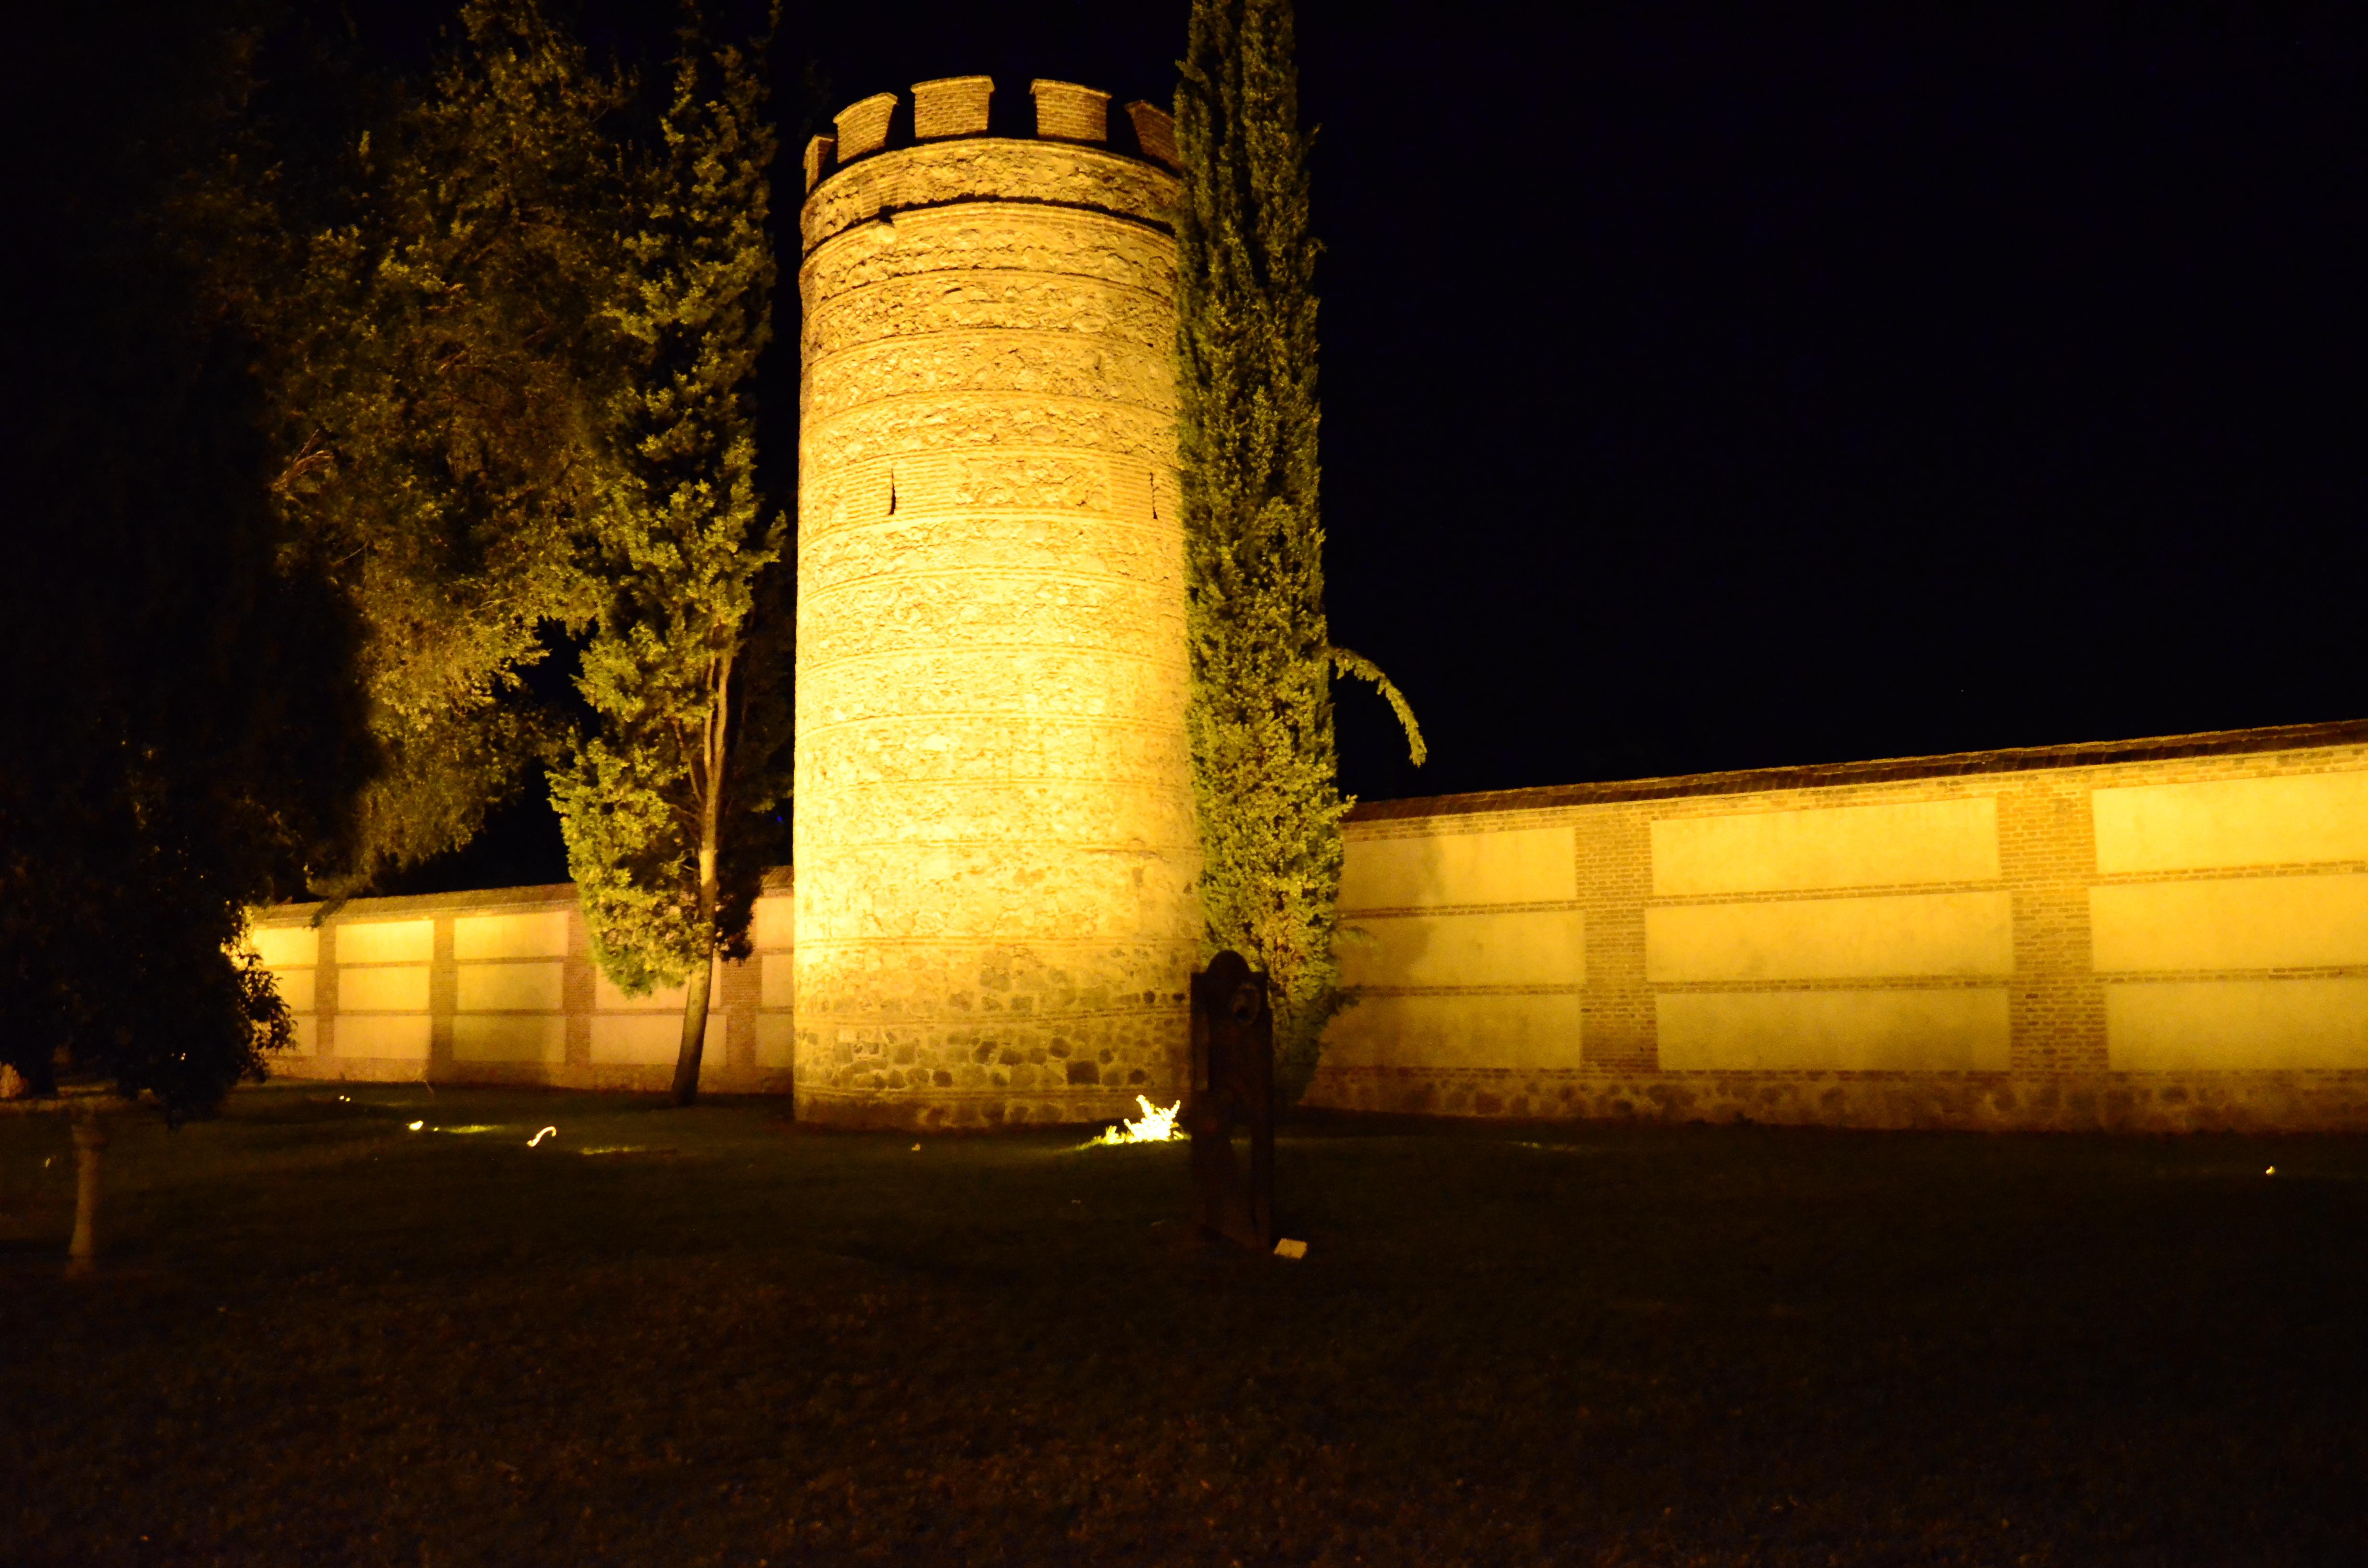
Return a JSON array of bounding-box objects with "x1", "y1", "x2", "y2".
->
[
  {"x1": 791, "y1": 81, "x2": 1199, "y2": 1127},
  {"x1": 237, "y1": 73, "x2": 2368, "y2": 1136},
  {"x1": 251, "y1": 724, "x2": 2368, "y2": 1130},
  {"x1": 246, "y1": 876, "x2": 795, "y2": 1093},
  {"x1": 1314, "y1": 721, "x2": 2368, "y2": 1131}
]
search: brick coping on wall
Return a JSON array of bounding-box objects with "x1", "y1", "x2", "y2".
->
[{"x1": 1347, "y1": 718, "x2": 2368, "y2": 822}]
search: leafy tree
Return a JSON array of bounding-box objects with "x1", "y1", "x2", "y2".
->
[
  {"x1": 1175, "y1": 0, "x2": 1423, "y2": 1104},
  {"x1": 244, "y1": 0, "x2": 629, "y2": 892},
  {"x1": 1, "y1": 0, "x2": 373, "y2": 1120},
  {"x1": 549, "y1": 8, "x2": 789, "y2": 1107}
]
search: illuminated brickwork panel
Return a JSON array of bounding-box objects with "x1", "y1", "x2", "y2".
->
[{"x1": 794, "y1": 113, "x2": 1196, "y2": 1128}]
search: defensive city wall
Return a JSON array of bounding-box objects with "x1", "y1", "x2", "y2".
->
[
  {"x1": 248, "y1": 871, "x2": 797, "y2": 1098},
  {"x1": 1310, "y1": 719, "x2": 2368, "y2": 1131},
  {"x1": 243, "y1": 76, "x2": 2368, "y2": 1132},
  {"x1": 254, "y1": 722, "x2": 2368, "y2": 1132}
]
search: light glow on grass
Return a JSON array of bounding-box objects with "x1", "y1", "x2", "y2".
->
[
  {"x1": 1084, "y1": 1096, "x2": 1184, "y2": 1147},
  {"x1": 406, "y1": 1121, "x2": 424, "y2": 1132}
]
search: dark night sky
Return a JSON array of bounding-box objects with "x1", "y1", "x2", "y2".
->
[{"x1": 325, "y1": 2, "x2": 2368, "y2": 887}]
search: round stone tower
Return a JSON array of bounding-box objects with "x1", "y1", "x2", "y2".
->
[{"x1": 793, "y1": 78, "x2": 1198, "y2": 1128}]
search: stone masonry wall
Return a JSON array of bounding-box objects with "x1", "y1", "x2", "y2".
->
[
  {"x1": 247, "y1": 874, "x2": 795, "y2": 1094},
  {"x1": 793, "y1": 83, "x2": 1198, "y2": 1128},
  {"x1": 247, "y1": 723, "x2": 2368, "y2": 1133},
  {"x1": 254, "y1": 75, "x2": 2368, "y2": 1141},
  {"x1": 1308, "y1": 722, "x2": 2368, "y2": 1132}
]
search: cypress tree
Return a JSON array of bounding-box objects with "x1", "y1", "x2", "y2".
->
[
  {"x1": 1175, "y1": 0, "x2": 1422, "y2": 1103},
  {"x1": 548, "y1": 8, "x2": 789, "y2": 1107}
]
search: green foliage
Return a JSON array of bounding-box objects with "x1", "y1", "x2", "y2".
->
[
  {"x1": 244, "y1": 0, "x2": 629, "y2": 889},
  {"x1": 213, "y1": 0, "x2": 787, "y2": 1100},
  {"x1": 1, "y1": 0, "x2": 373, "y2": 1120},
  {"x1": 1175, "y1": 0, "x2": 1420, "y2": 1104},
  {"x1": 548, "y1": 8, "x2": 788, "y2": 1100}
]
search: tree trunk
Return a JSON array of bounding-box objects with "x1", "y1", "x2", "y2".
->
[
  {"x1": 670, "y1": 823, "x2": 722, "y2": 1107},
  {"x1": 670, "y1": 652, "x2": 733, "y2": 1107},
  {"x1": 670, "y1": 948, "x2": 713, "y2": 1107}
]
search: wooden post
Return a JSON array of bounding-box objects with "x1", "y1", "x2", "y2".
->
[
  {"x1": 66, "y1": 1109, "x2": 109, "y2": 1279},
  {"x1": 1187, "y1": 952, "x2": 1276, "y2": 1250}
]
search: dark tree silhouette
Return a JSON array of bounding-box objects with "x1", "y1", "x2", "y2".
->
[{"x1": 1, "y1": 0, "x2": 373, "y2": 1119}]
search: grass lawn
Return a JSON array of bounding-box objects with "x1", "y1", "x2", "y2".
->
[{"x1": 2, "y1": 1086, "x2": 2364, "y2": 1567}]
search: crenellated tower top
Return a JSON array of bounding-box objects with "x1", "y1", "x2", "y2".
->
[
  {"x1": 801, "y1": 78, "x2": 1179, "y2": 255},
  {"x1": 804, "y1": 78, "x2": 1177, "y2": 193}
]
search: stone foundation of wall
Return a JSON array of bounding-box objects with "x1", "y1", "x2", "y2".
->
[{"x1": 1310, "y1": 1065, "x2": 2368, "y2": 1134}]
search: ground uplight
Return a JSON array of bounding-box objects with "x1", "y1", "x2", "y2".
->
[{"x1": 1084, "y1": 1097, "x2": 1184, "y2": 1147}]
